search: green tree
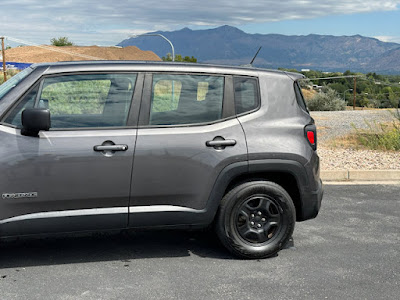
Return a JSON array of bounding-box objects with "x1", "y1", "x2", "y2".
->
[
  {"x1": 50, "y1": 37, "x2": 74, "y2": 46},
  {"x1": 359, "y1": 95, "x2": 370, "y2": 108},
  {"x1": 384, "y1": 87, "x2": 400, "y2": 108},
  {"x1": 183, "y1": 56, "x2": 197, "y2": 63},
  {"x1": 162, "y1": 53, "x2": 197, "y2": 63}
]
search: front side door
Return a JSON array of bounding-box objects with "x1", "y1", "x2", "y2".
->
[
  {"x1": 0, "y1": 72, "x2": 141, "y2": 236},
  {"x1": 129, "y1": 73, "x2": 247, "y2": 227}
]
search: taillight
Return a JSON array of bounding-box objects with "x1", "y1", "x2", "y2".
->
[
  {"x1": 307, "y1": 131, "x2": 315, "y2": 144},
  {"x1": 305, "y1": 124, "x2": 317, "y2": 150}
]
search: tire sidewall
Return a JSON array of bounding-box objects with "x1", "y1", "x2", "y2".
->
[{"x1": 217, "y1": 181, "x2": 295, "y2": 259}]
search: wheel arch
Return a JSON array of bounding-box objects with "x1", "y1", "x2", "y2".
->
[
  {"x1": 224, "y1": 172, "x2": 302, "y2": 221},
  {"x1": 207, "y1": 159, "x2": 309, "y2": 222}
]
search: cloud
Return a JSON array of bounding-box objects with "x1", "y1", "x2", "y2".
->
[
  {"x1": 1, "y1": 0, "x2": 399, "y2": 45},
  {"x1": 374, "y1": 36, "x2": 400, "y2": 44}
]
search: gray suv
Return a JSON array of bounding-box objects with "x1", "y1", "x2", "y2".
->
[{"x1": 0, "y1": 61, "x2": 323, "y2": 258}]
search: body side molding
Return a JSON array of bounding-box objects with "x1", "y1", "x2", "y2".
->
[{"x1": 0, "y1": 207, "x2": 127, "y2": 225}]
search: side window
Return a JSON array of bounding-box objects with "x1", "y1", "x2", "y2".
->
[
  {"x1": 150, "y1": 74, "x2": 224, "y2": 125},
  {"x1": 41, "y1": 74, "x2": 137, "y2": 128},
  {"x1": 4, "y1": 73, "x2": 137, "y2": 129},
  {"x1": 234, "y1": 77, "x2": 260, "y2": 115}
]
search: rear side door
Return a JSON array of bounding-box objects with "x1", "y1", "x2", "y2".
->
[
  {"x1": 0, "y1": 72, "x2": 142, "y2": 236},
  {"x1": 128, "y1": 73, "x2": 247, "y2": 227}
]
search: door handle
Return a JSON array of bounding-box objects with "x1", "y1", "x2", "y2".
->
[
  {"x1": 206, "y1": 139, "x2": 236, "y2": 147},
  {"x1": 93, "y1": 145, "x2": 128, "y2": 151}
]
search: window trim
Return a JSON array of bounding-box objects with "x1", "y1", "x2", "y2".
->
[
  {"x1": 233, "y1": 76, "x2": 261, "y2": 117},
  {"x1": 33, "y1": 80, "x2": 45, "y2": 107},
  {"x1": 294, "y1": 81, "x2": 309, "y2": 113},
  {"x1": 138, "y1": 72, "x2": 234, "y2": 128},
  {"x1": 1, "y1": 71, "x2": 142, "y2": 130}
]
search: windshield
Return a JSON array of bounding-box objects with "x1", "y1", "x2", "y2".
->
[{"x1": 0, "y1": 67, "x2": 34, "y2": 100}]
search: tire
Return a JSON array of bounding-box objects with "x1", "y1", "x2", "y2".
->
[{"x1": 215, "y1": 181, "x2": 296, "y2": 259}]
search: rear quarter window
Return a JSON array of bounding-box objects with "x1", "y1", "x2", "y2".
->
[{"x1": 234, "y1": 77, "x2": 260, "y2": 115}]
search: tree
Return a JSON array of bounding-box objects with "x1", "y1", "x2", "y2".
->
[
  {"x1": 359, "y1": 95, "x2": 370, "y2": 108},
  {"x1": 384, "y1": 87, "x2": 400, "y2": 108},
  {"x1": 51, "y1": 37, "x2": 74, "y2": 46},
  {"x1": 183, "y1": 56, "x2": 197, "y2": 63},
  {"x1": 162, "y1": 53, "x2": 197, "y2": 63}
]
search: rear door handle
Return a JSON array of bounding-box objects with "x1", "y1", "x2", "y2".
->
[
  {"x1": 94, "y1": 145, "x2": 128, "y2": 151},
  {"x1": 206, "y1": 139, "x2": 236, "y2": 147}
]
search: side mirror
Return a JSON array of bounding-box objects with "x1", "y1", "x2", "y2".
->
[{"x1": 21, "y1": 108, "x2": 51, "y2": 137}]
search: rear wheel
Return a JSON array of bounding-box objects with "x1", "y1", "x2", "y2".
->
[{"x1": 215, "y1": 181, "x2": 295, "y2": 259}]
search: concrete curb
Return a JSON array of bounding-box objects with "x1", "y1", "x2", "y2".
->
[{"x1": 321, "y1": 170, "x2": 400, "y2": 181}]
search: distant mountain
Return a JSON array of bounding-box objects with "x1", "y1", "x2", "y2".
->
[
  {"x1": 368, "y1": 47, "x2": 400, "y2": 73},
  {"x1": 118, "y1": 25, "x2": 400, "y2": 74}
]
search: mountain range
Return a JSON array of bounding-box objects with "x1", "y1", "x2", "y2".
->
[{"x1": 118, "y1": 25, "x2": 400, "y2": 74}]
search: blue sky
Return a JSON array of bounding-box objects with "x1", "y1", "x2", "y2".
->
[
  {"x1": 1, "y1": 0, "x2": 400, "y2": 46},
  {"x1": 240, "y1": 10, "x2": 400, "y2": 43}
]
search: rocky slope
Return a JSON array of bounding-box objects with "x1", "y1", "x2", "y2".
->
[{"x1": 118, "y1": 25, "x2": 400, "y2": 73}]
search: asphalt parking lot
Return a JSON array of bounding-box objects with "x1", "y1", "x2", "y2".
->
[{"x1": 1, "y1": 184, "x2": 399, "y2": 300}]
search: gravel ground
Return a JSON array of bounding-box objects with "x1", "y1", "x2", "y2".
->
[
  {"x1": 311, "y1": 109, "x2": 396, "y2": 143},
  {"x1": 310, "y1": 110, "x2": 400, "y2": 170},
  {"x1": 317, "y1": 147, "x2": 400, "y2": 170}
]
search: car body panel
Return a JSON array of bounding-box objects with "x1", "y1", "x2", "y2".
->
[
  {"x1": 237, "y1": 73, "x2": 320, "y2": 189},
  {"x1": 0, "y1": 61, "x2": 322, "y2": 239},
  {"x1": 128, "y1": 118, "x2": 247, "y2": 226},
  {"x1": 0, "y1": 126, "x2": 136, "y2": 236}
]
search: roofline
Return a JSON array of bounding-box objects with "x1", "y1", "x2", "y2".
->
[
  {"x1": 284, "y1": 71, "x2": 306, "y2": 81},
  {"x1": 31, "y1": 60, "x2": 301, "y2": 78}
]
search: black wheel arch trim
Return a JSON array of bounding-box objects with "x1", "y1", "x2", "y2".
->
[{"x1": 204, "y1": 158, "x2": 319, "y2": 225}]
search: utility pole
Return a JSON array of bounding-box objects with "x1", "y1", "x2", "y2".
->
[
  {"x1": 1, "y1": 36, "x2": 7, "y2": 82},
  {"x1": 353, "y1": 76, "x2": 357, "y2": 110}
]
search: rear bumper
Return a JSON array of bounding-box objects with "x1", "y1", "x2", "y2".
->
[{"x1": 298, "y1": 179, "x2": 324, "y2": 221}]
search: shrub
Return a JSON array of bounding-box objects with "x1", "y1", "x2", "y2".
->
[
  {"x1": 1, "y1": 69, "x2": 20, "y2": 85},
  {"x1": 353, "y1": 113, "x2": 400, "y2": 151},
  {"x1": 306, "y1": 87, "x2": 346, "y2": 111},
  {"x1": 51, "y1": 37, "x2": 74, "y2": 46}
]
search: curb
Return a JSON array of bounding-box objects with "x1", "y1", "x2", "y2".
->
[{"x1": 321, "y1": 170, "x2": 400, "y2": 181}]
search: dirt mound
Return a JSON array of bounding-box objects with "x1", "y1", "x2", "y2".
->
[{"x1": 5, "y1": 45, "x2": 161, "y2": 63}]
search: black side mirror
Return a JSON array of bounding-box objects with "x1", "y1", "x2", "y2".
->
[{"x1": 21, "y1": 108, "x2": 51, "y2": 137}]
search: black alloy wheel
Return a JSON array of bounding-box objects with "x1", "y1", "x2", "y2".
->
[
  {"x1": 234, "y1": 195, "x2": 282, "y2": 244},
  {"x1": 216, "y1": 181, "x2": 295, "y2": 259}
]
